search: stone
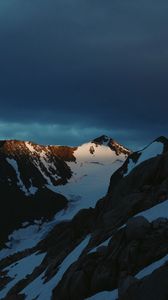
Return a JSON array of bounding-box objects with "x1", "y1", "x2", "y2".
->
[
  {"x1": 125, "y1": 216, "x2": 150, "y2": 241},
  {"x1": 152, "y1": 218, "x2": 168, "y2": 229}
]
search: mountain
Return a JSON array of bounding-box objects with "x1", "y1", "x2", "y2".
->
[
  {"x1": 0, "y1": 135, "x2": 130, "y2": 244},
  {"x1": 1, "y1": 136, "x2": 168, "y2": 300},
  {"x1": 0, "y1": 136, "x2": 130, "y2": 197}
]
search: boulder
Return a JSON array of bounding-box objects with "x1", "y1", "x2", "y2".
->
[
  {"x1": 91, "y1": 263, "x2": 116, "y2": 292},
  {"x1": 125, "y1": 216, "x2": 150, "y2": 241},
  {"x1": 152, "y1": 218, "x2": 168, "y2": 229},
  {"x1": 120, "y1": 263, "x2": 168, "y2": 300},
  {"x1": 72, "y1": 208, "x2": 95, "y2": 235}
]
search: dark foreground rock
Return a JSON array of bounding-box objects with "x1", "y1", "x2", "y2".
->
[{"x1": 120, "y1": 263, "x2": 168, "y2": 300}]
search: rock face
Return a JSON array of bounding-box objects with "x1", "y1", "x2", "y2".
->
[{"x1": 0, "y1": 136, "x2": 168, "y2": 300}]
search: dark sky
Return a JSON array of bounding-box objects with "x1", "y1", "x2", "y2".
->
[{"x1": 0, "y1": 0, "x2": 168, "y2": 149}]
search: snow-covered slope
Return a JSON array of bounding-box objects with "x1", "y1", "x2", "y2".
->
[
  {"x1": 108, "y1": 136, "x2": 168, "y2": 195},
  {"x1": 0, "y1": 252, "x2": 46, "y2": 299},
  {"x1": 54, "y1": 137, "x2": 130, "y2": 220},
  {"x1": 21, "y1": 236, "x2": 90, "y2": 300},
  {"x1": 0, "y1": 135, "x2": 130, "y2": 258}
]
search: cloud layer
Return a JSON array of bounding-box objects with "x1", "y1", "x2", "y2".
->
[{"x1": 0, "y1": 0, "x2": 167, "y2": 148}]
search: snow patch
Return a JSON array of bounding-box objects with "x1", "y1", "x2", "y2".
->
[
  {"x1": 21, "y1": 235, "x2": 90, "y2": 300},
  {"x1": 136, "y1": 254, "x2": 168, "y2": 279},
  {"x1": 6, "y1": 158, "x2": 28, "y2": 195},
  {"x1": 0, "y1": 220, "x2": 55, "y2": 260},
  {"x1": 29, "y1": 180, "x2": 38, "y2": 195},
  {"x1": 6, "y1": 158, "x2": 38, "y2": 196},
  {"x1": 89, "y1": 237, "x2": 112, "y2": 253},
  {"x1": 32, "y1": 150, "x2": 60, "y2": 186},
  {"x1": 0, "y1": 252, "x2": 46, "y2": 299},
  {"x1": 135, "y1": 199, "x2": 168, "y2": 222}
]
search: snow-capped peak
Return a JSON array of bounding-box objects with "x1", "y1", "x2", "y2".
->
[{"x1": 91, "y1": 135, "x2": 131, "y2": 156}]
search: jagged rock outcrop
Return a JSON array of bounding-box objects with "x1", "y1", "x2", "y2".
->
[
  {"x1": 125, "y1": 216, "x2": 150, "y2": 241},
  {"x1": 120, "y1": 263, "x2": 168, "y2": 300}
]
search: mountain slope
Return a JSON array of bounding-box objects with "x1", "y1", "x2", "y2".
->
[
  {"x1": 1, "y1": 136, "x2": 168, "y2": 300},
  {"x1": 0, "y1": 140, "x2": 72, "y2": 241},
  {"x1": 0, "y1": 140, "x2": 72, "y2": 191},
  {"x1": 0, "y1": 135, "x2": 130, "y2": 255}
]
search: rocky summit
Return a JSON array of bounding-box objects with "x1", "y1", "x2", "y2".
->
[{"x1": 0, "y1": 136, "x2": 168, "y2": 300}]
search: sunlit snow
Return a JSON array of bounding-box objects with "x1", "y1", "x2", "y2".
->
[
  {"x1": 25, "y1": 142, "x2": 37, "y2": 153},
  {"x1": 49, "y1": 142, "x2": 126, "y2": 221}
]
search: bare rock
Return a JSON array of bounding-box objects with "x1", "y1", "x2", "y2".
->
[
  {"x1": 125, "y1": 216, "x2": 150, "y2": 241},
  {"x1": 118, "y1": 275, "x2": 138, "y2": 298}
]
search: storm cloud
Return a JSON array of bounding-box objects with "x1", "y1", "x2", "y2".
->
[{"x1": 0, "y1": 0, "x2": 168, "y2": 149}]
